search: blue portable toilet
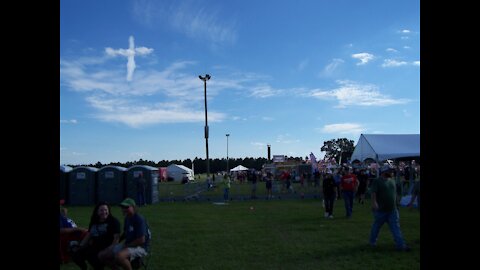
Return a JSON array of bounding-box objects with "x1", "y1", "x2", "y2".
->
[
  {"x1": 60, "y1": 165, "x2": 72, "y2": 203},
  {"x1": 97, "y1": 166, "x2": 127, "y2": 204},
  {"x1": 68, "y1": 166, "x2": 98, "y2": 205},
  {"x1": 126, "y1": 165, "x2": 159, "y2": 205}
]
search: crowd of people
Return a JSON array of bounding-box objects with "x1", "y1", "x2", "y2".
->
[{"x1": 60, "y1": 160, "x2": 419, "y2": 268}]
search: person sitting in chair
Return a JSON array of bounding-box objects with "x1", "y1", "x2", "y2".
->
[
  {"x1": 59, "y1": 200, "x2": 87, "y2": 263},
  {"x1": 100, "y1": 198, "x2": 150, "y2": 270}
]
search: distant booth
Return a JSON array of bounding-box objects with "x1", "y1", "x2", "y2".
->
[
  {"x1": 97, "y1": 166, "x2": 127, "y2": 205},
  {"x1": 126, "y1": 165, "x2": 159, "y2": 205},
  {"x1": 60, "y1": 165, "x2": 72, "y2": 203},
  {"x1": 68, "y1": 166, "x2": 98, "y2": 206},
  {"x1": 166, "y1": 164, "x2": 194, "y2": 182}
]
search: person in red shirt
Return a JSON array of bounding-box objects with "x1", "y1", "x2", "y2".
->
[{"x1": 340, "y1": 167, "x2": 359, "y2": 218}]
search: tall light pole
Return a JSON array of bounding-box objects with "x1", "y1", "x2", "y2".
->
[
  {"x1": 199, "y1": 74, "x2": 211, "y2": 179},
  {"x1": 226, "y1": 134, "x2": 230, "y2": 172}
]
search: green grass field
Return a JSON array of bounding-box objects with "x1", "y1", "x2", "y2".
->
[{"x1": 60, "y1": 199, "x2": 420, "y2": 270}]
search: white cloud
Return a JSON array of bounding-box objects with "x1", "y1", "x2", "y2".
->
[
  {"x1": 382, "y1": 59, "x2": 408, "y2": 67},
  {"x1": 320, "y1": 58, "x2": 344, "y2": 77},
  {"x1": 251, "y1": 142, "x2": 265, "y2": 150},
  {"x1": 319, "y1": 123, "x2": 365, "y2": 135},
  {"x1": 403, "y1": 46, "x2": 411, "y2": 49},
  {"x1": 60, "y1": 119, "x2": 78, "y2": 124},
  {"x1": 250, "y1": 85, "x2": 283, "y2": 98},
  {"x1": 401, "y1": 29, "x2": 411, "y2": 34},
  {"x1": 413, "y1": 61, "x2": 420, "y2": 66},
  {"x1": 133, "y1": 1, "x2": 237, "y2": 45},
  {"x1": 262, "y1": 116, "x2": 274, "y2": 121},
  {"x1": 297, "y1": 59, "x2": 309, "y2": 71},
  {"x1": 61, "y1": 57, "x2": 241, "y2": 127},
  {"x1": 386, "y1": 48, "x2": 398, "y2": 53},
  {"x1": 351, "y1": 53, "x2": 374, "y2": 65},
  {"x1": 308, "y1": 80, "x2": 409, "y2": 108},
  {"x1": 87, "y1": 96, "x2": 226, "y2": 128},
  {"x1": 276, "y1": 134, "x2": 300, "y2": 144},
  {"x1": 105, "y1": 36, "x2": 153, "y2": 81}
]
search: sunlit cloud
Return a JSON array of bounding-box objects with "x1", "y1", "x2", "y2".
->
[
  {"x1": 262, "y1": 116, "x2": 274, "y2": 121},
  {"x1": 251, "y1": 142, "x2": 265, "y2": 150},
  {"x1": 318, "y1": 123, "x2": 365, "y2": 135},
  {"x1": 352, "y1": 53, "x2": 374, "y2": 65},
  {"x1": 105, "y1": 36, "x2": 153, "y2": 81},
  {"x1": 60, "y1": 119, "x2": 78, "y2": 124},
  {"x1": 320, "y1": 58, "x2": 344, "y2": 77},
  {"x1": 382, "y1": 59, "x2": 408, "y2": 67},
  {"x1": 276, "y1": 134, "x2": 300, "y2": 144},
  {"x1": 132, "y1": 0, "x2": 237, "y2": 45},
  {"x1": 308, "y1": 80, "x2": 409, "y2": 108},
  {"x1": 297, "y1": 59, "x2": 309, "y2": 71},
  {"x1": 250, "y1": 85, "x2": 283, "y2": 98}
]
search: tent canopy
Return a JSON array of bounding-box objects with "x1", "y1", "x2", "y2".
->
[
  {"x1": 167, "y1": 164, "x2": 193, "y2": 173},
  {"x1": 350, "y1": 134, "x2": 420, "y2": 162},
  {"x1": 167, "y1": 164, "x2": 194, "y2": 181},
  {"x1": 230, "y1": 165, "x2": 249, "y2": 172}
]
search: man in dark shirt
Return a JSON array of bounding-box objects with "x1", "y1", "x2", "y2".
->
[{"x1": 369, "y1": 165, "x2": 410, "y2": 251}]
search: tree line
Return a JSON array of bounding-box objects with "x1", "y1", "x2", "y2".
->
[{"x1": 66, "y1": 138, "x2": 355, "y2": 174}]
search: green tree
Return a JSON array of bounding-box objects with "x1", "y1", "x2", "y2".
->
[{"x1": 320, "y1": 138, "x2": 355, "y2": 164}]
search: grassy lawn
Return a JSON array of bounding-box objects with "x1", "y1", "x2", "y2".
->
[
  {"x1": 60, "y1": 199, "x2": 420, "y2": 270},
  {"x1": 158, "y1": 180, "x2": 323, "y2": 200}
]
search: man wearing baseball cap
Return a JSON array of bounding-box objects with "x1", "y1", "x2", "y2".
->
[
  {"x1": 100, "y1": 198, "x2": 150, "y2": 269},
  {"x1": 369, "y1": 164, "x2": 411, "y2": 251}
]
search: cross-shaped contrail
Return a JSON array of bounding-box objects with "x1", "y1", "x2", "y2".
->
[{"x1": 105, "y1": 36, "x2": 154, "y2": 81}]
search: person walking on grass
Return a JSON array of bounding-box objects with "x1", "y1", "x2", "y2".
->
[
  {"x1": 340, "y1": 167, "x2": 358, "y2": 218},
  {"x1": 369, "y1": 164, "x2": 411, "y2": 251},
  {"x1": 322, "y1": 170, "x2": 337, "y2": 218}
]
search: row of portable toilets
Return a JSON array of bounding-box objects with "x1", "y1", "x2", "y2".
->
[{"x1": 60, "y1": 165, "x2": 159, "y2": 206}]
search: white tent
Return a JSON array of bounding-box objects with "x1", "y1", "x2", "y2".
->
[
  {"x1": 167, "y1": 164, "x2": 194, "y2": 182},
  {"x1": 230, "y1": 165, "x2": 249, "y2": 172},
  {"x1": 350, "y1": 134, "x2": 420, "y2": 163}
]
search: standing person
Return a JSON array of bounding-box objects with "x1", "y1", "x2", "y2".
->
[
  {"x1": 356, "y1": 169, "x2": 369, "y2": 204},
  {"x1": 340, "y1": 167, "x2": 359, "y2": 218},
  {"x1": 265, "y1": 172, "x2": 273, "y2": 199},
  {"x1": 333, "y1": 169, "x2": 342, "y2": 200},
  {"x1": 223, "y1": 173, "x2": 231, "y2": 201},
  {"x1": 101, "y1": 198, "x2": 150, "y2": 270},
  {"x1": 72, "y1": 202, "x2": 121, "y2": 270},
  {"x1": 408, "y1": 178, "x2": 420, "y2": 210},
  {"x1": 249, "y1": 170, "x2": 258, "y2": 199},
  {"x1": 322, "y1": 170, "x2": 337, "y2": 218},
  {"x1": 136, "y1": 172, "x2": 146, "y2": 206},
  {"x1": 369, "y1": 165, "x2": 411, "y2": 251},
  {"x1": 403, "y1": 165, "x2": 411, "y2": 195}
]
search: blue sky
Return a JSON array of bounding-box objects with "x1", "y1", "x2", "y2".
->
[{"x1": 60, "y1": 0, "x2": 419, "y2": 165}]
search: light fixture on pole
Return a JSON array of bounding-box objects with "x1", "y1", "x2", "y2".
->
[
  {"x1": 226, "y1": 134, "x2": 230, "y2": 172},
  {"x1": 199, "y1": 74, "x2": 211, "y2": 179}
]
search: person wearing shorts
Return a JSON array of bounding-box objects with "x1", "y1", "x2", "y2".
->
[{"x1": 101, "y1": 198, "x2": 149, "y2": 270}]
